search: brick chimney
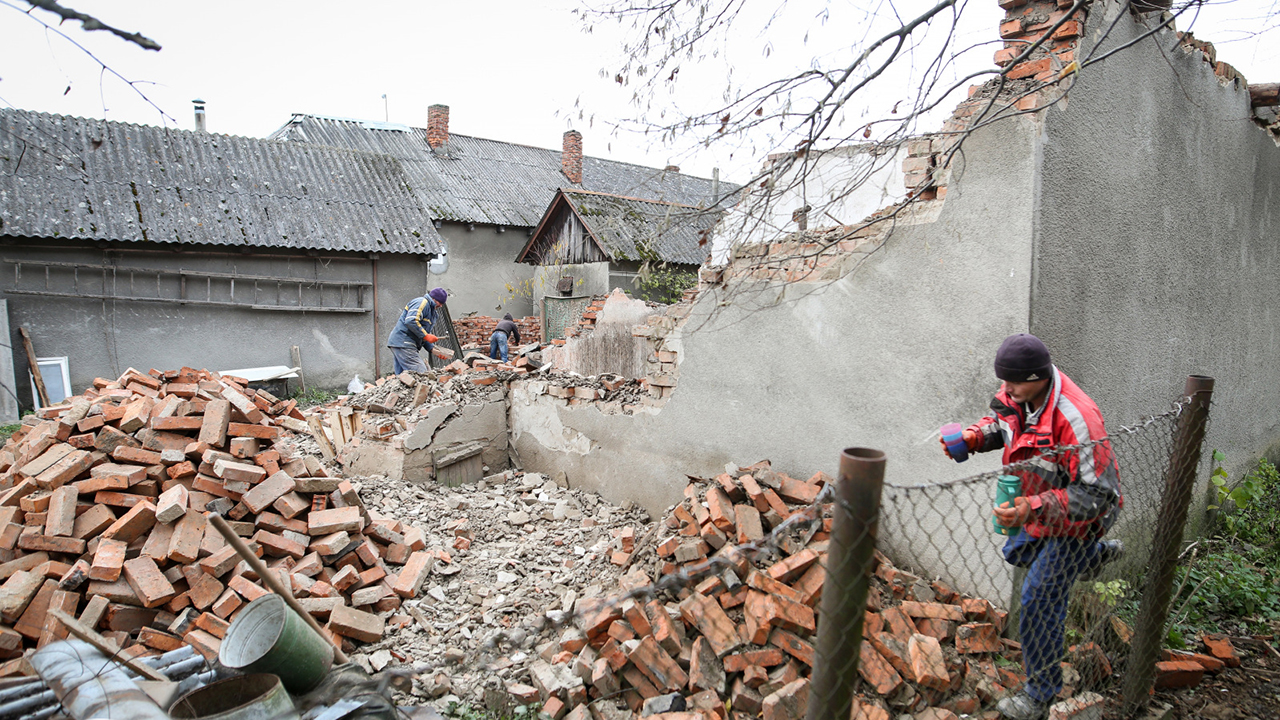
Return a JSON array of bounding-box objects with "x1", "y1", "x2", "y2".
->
[
  {"x1": 562, "y1": 130, "x2": 583, "y2": 184},
  {"x1": 427, "y1": 104, "x2": 449, "y2": 149}
]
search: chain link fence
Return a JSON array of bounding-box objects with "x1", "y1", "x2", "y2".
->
[
  {"x1": 804, "y1": 375, "x2": 1214, "y2": 720},
  {"x1": 494, "y1": 376, "x2": 1213, "y2": 720}
]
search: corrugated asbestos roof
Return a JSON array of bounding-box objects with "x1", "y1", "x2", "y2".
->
[
  {"x1": 543, "y1": 189, "x2": 720, "y2": 265},
  {"x1": 269, "y1": 114, "x2": 734, "y2": 227},
  {"x1": 0, "y1": 108, "x2": 443, "y2": 255}
]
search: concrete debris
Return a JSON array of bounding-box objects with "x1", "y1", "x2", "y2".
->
[{"x1": 327, "y1": 467, "x2": 652, "y2": 707}]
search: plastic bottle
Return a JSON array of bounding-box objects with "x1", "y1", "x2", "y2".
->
[
  {"x1": 993, "y1": 474, "x2": 1022, "y2": 535},
  {"x1": 940, "y1": 423, "x2": 969, "y2": 463}
]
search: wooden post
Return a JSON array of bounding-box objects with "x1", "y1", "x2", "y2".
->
[
  {"x1": 48, "y1": 608, "x2": 168, "y2": 681},
  {"x1": 18, "y1": 327, "x2": 49, "y2": 407}
]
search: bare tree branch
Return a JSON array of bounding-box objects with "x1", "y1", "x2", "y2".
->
[
  {"x1": 1, "y1": 0, "x2": 174, "y2": 124},
  {"x1": 23, "y1": 0, "x2": 161, "y2": 51}
]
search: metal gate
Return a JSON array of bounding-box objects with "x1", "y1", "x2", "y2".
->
[{"x1": 541, "y1": 295, "x2": 592, "y2": 343}]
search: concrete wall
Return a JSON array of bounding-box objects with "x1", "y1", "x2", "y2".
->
[
  {"x1": 511, "y1": 113, "x2": 1044, "y2": 601},
  {"x1": 1030, "y1": 0, "x2": 1280, "y2": 524},
  {"x1": 0, "y1": 240, "x2": 435, "y2": 403},
  {"x1": 431, "y1": 222, "x2": 534, "y2": 319},
  {"x1": 344, "y1": 387, "x2": 510, "y2": 482}
]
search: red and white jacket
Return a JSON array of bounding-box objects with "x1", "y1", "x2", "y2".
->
[{"x1": 967, "y1": 367, "x2": 1121, "y2": 539}]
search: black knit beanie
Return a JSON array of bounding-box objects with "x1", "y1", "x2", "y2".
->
[{"x1": 994, "y1": 333, "x2": 1052, "y2": 382}]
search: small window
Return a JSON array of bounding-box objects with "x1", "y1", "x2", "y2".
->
[
  {"x1": 31, "y1": 356, "x2": 71, "y2": 410},
  {"x1": 428, "y1": 241, "x2": 449, "y2": 274}
]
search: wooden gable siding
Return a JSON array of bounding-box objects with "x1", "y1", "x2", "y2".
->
[{"x1": 525, "y1": 202, "x2": 608, "y2": 266}]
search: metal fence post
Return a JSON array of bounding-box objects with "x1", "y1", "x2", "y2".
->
[
  {"x1": 1121, "y1": 375, "x2": 1214, "y2": 713},
  {"x1": 806, "y1": 448, "x2": 885, "y2": 720}
]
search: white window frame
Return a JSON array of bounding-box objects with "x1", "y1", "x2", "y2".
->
[{"x1": 30, "y1": 356, "x2": 71, "y2": 410}]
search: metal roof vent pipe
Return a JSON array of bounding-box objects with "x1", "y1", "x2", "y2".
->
[
  {"x1": 193, "y1": 99, "x2": 206, "y2": 132},
  {"x1": 427, "y1": 104, "x2": 449, "y2": 149},
  {"x1": 562, "y1": 130, "x2": 583, "y2": 184}
]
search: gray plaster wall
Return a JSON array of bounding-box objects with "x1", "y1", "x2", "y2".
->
[
  {"x1": 511, "y1": 113, "x2": 1045, "y2": 600},
  {"x1": 0, "y1": 241, "x2": 437, "y2": 403},
  {"x1": 1030, "y1": 0, "x2": 1280, "y2": 524},
  {"x1": 344, "y1": 390, "x2": 510, "y2": 482},
  {"x1": 432, "y1": 222, "x2": 534, "y2": 319}
]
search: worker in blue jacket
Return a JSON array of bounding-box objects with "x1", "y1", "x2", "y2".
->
[{"x1": 387, "y1": 288, "x2": 447, "y2": 374}]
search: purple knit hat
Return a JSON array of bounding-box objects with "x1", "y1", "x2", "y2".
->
[{"x1": 428, "y1": 288, "x2": 448, "y2": 305}]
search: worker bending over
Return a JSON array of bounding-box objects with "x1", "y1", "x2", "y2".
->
[
  {"x1": 489, "y1": 313, "x2": 521, "y2": 363},
  {"x1": 387, "y1": 288, "x2": 448, "y2": 374}
]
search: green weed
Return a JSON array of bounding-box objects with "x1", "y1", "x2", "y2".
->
[
  {"x1": 1166, "y1": 454, "x2": 1280, "y2": 638},
  {"x1": 291, "y1": 386, "x2": 341, "y2": 409}
]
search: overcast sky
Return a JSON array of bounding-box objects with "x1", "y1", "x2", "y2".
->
[{"x1": 1, "y1": 0, "x2": 1275, "y2": 183}]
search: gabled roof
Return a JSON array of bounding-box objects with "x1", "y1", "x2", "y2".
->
[
  {"x1": 0, "y1": 108, "x2": 443, "y2": 255},
  {"x1": 268, "y1": 114, "x2": 733, "y2": 227},
  {"x1": 518, "y1": 189, "x2": 721, "y2": 266}
]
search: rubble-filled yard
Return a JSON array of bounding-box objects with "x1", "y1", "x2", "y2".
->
[{"x1": 0, "y1": 359, "x2": 1270, "y2": 720}]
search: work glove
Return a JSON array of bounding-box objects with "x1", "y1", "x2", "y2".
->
[
  {"x1": 422, "y1": 333, "x2": 440, "y2": 344},
  {"x1": 939, "y1": 428, "x2": 981, "y2": 459}
]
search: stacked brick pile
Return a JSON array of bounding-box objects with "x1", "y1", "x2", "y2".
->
[
  {"x1": 454, "y1": 315, "x2": 541, "y2": 349},
  {"x1": 0, "y1": 367, "x2": 434, "y2": 675},
  {"x1": 504, "y1": 461, "x2": 1171, "y2": 720}
]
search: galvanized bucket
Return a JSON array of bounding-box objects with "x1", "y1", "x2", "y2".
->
[
  {"x1": 169, "y1": 674, "x2": 297, "y2": 720},
  {"x1": 219, "y1": 595, "x2": 334, "y2": 694}
]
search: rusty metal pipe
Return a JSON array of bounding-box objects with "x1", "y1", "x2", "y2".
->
[
  {"x1": 805, "y1": 447, "x2": 886, "y2": 720},
  {"x1": 1122, "y1": 375, "x2": 1214, "y2": 713}
]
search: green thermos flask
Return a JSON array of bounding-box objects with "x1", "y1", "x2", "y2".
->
[{"x1": 993, "y1": 474, "x2": 1022, "y2": 535}]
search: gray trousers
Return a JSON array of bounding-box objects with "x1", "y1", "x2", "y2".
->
[{"x1": 389, "y1": 346, "x2": 428, "y2": 373}]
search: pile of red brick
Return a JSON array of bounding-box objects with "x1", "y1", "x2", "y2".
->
[
  {"x1": 454, "y1": 315, "x2": 541, "y2": 349},
  {"x1": 506, "y1": 459, "x2": 1254, "y2": 720},
  {"x1": 504, "y1": 461, "x2": 1041, "y2": 720},
  {"x1": 0, "y1": 367, "x2": 434, "y2": 675}
]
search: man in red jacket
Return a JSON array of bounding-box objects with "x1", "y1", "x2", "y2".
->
[{"x1": 943, "y1": 334, "x2": 1123, "y2": 720}]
